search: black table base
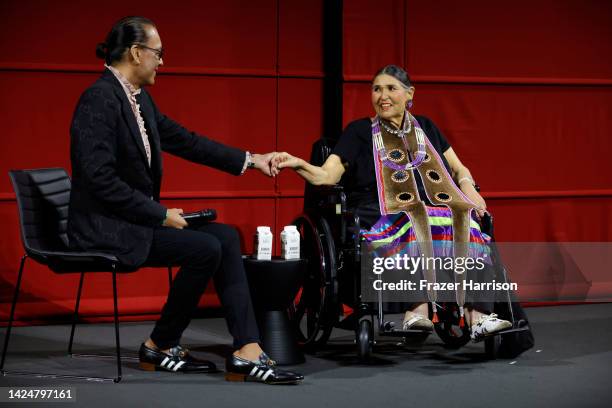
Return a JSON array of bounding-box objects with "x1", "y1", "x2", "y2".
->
[{"x1": 243, "y1": 257, "x2": 305, "y2": 366}]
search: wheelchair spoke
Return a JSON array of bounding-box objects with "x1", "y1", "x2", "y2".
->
[{"x1": 290, "y1": 214, "x2": 337, "y2": 348}]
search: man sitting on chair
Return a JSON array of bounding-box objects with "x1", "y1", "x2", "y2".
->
[{"x1": 68, "y1": 16, "x2": 303, "y2": 385}]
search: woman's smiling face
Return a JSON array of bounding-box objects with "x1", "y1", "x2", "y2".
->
[{"x1": 371, "y1": 74, "x2": 414, "y2": 125}]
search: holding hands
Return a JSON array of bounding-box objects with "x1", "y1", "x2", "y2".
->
[
  {"x1": 248, "y1": 151, "x2": 304, "y2": 177},
  {"x1": 271, "y1": 152, "x2": 303, "y2": 172},
  {"x1": 251, "y1": 152, "x2": 281, "y2": 177}
]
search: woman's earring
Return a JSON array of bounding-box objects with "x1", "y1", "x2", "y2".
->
[{"x1": 407, "y1": 100, "x2": 413, "y2": 109}]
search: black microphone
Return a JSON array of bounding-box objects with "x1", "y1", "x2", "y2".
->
[{"x1": 182, "y1": 209, "x2": 217, "y2": 228}]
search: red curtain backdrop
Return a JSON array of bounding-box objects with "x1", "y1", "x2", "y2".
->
[{"x1": 1, "y1": 0, "x2": 611, "y2": 323}]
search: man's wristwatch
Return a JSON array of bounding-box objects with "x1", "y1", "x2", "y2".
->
[{"x1": 246, "y1": 151, "x2": 256, "y2": 169}]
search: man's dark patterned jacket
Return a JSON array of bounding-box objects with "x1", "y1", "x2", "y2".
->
[{"x1": 68, "y1": 68, "x2": 245, "y2": 267}]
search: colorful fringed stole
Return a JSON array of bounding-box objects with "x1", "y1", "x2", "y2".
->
[{"x1": 371, "y1": 112, "x2": 479, "y2": 326}]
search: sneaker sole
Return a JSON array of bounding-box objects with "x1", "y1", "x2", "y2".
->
[
  {"x1": 225, "y1": 372, "x2": 302, "y2": 385},
  {"x1": 471, "y1": 323, "x2": 513, "y2": 342},
  {"x1": 139, "y1": 361, "x2": 218, "y2": 373}
]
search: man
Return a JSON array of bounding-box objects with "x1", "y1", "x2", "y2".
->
[{"x1": 68, "y1": 16, "x2": 302, "y2": 384}]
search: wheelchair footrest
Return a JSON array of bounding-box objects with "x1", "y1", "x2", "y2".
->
[{"x1": 379, "y1": 328, "x2": 433, "y2": 337}]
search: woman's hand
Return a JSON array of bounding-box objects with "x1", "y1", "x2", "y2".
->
[
  {"x1": 272, "y1": 152, "x2": 345, "y2": 186},
  {"x1": 273, "y1": 152, "x2": 303, "y2": 171},
  {"x1": 460, "y1": 183, "x2": 487, "y2": 218}
]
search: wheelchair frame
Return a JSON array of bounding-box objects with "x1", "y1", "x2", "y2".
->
[{"x1": 291, "y1": 175, "x2": 529, "y2": 361}]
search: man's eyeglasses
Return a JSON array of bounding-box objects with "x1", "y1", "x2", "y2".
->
[{"x1": 135, "y1": 44, "x2": 164, "y2": 60}]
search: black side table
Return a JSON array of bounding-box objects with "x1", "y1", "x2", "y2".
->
[{"x1": 243, "y1": 257, "x2": 305, "y2": 365}]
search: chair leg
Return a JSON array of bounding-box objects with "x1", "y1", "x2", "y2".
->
[
  {"x1": 111, "y1": 265, "x2": 122, "y2": 383},
  {"x1": 68, "y1": 272, "x2": 85, "y2": 355},
  {"x1": 1, "y1": 255, "x2": 27, "y2": 372},
  {"x1": 167, "y1": 266, "x2": 173, "y2": 289},
  {"x1": 2, "y1": 256, "x2": 117, "y2": 382}
]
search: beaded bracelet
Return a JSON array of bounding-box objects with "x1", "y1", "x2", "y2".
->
[{"x1": 458, "y1": 176, "x2": 475, "y2": 186}]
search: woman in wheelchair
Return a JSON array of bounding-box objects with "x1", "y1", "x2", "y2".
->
[{"x1": 274, "y1": 64, "x2": 512, "y2": 341}]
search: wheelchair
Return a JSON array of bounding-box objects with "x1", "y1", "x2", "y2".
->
[{"x1": 290, "y1": 138, "x2": 530, "y2": 360}]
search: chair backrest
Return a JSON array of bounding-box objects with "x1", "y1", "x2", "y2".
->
[
  {"x1": 309, "y1": 137, "x2": 336, "y2": 167},
  {"x1": 303, "y1": 137, "x2": 339, "y2": 211},
  {"x1": 9, "y1": 168, "x2": 71, "y2": 259}
]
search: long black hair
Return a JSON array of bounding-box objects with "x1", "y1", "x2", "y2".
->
[
  {"x1": 96, "y1": 16, "x2": 156, "y2": 65},
  {"x1": 373, "y1": 64, "x2": 412, "y2": 89}
]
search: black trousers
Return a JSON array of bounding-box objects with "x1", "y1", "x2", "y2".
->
[{"x1": 145, "y1": 223, "x2": 260, "y2": 349}]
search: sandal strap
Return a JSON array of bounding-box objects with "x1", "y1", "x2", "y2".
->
[{"x1": 404, "y1": 315, "x2": 425, "y2": 327}]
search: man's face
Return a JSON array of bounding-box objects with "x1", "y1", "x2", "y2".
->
[{"x1": 133, "y1": 25, "x2": 163, "y2": 87}]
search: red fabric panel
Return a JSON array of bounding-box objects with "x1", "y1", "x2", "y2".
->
[
  {"x1": 148, "y1": 76, "x2": 277, "y2": 192},
  {"x1": 0, "y1": 71, "x2": 86, "y2": 192},
  {"x1": 413, "y1": 84, "x2": 612, "y2": 192},
  {"x1": 406, "y1": 0, "x2": 612, "y2": 79},
  {"x1": 488, "y1": 198, "x2": 612, "y2": 242},
  {"x1": 277, "y1": 78, "x2": 324, "y2": 194},
  {"x1": 343, "y1": 0, "x2": 407, "y2": 78},
  {"x1": 279, "y1": 0, "x2": 323, "y2": 76},
  {"x1": 0, "y1": 0, "x2": 277, "y2": 72}
]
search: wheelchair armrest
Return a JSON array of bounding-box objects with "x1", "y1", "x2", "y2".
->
[
  {"x1": 309, "y1": 184, "x2": 344, "y2": 194},
  {"x1": 340, "y1": 210, "x2": 362, "y2": 261},
  {"x1": 305, "y1": 184, "x2": 347, "y2": 215}
]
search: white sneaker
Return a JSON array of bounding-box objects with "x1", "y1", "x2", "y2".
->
[{"x1": 470, "y1": 313, "x2": 512, "y2": 341}]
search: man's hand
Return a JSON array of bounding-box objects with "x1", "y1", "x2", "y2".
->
[
  {"x1": 163, "y1": 208, "x2": 188, "y2": 229},
  {"x1": 251, "y1": 152, "x2": 278, "y2": 177}
]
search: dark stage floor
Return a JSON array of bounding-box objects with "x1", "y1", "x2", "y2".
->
[{"x1": 0, "y1": 303, "x2": 611, "y2": 408}]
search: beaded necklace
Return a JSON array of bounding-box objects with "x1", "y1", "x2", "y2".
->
[{"x1": 372, "y1": 111, "x2": 426, "y2": 171}]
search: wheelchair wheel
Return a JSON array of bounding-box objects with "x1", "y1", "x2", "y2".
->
[
  {"x1": 357, "y1": 319, "x2": 373, "y2": 360},
  {"x1": 290, "y1": 214, "x2": 339, "y2": 349},
  {"x1": 484, "y1": 335, "x2": 501, "y2": 359},
  {"x1": 434, "y1": 303, "x2": 470, "y2": 349}
]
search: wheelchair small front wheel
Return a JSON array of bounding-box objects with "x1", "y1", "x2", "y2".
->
[
  {"x1": 357, "y1": 319, "x2": 373, "y2": 361},
  {"x1": 434, "y1": 303, "x2": 470, "y2": 349}
]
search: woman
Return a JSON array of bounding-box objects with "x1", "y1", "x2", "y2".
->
[
  {"x1": 70, "y1": 16, "x2": 302, "y2": 384},
  {"x1": 274, "y1": 65, "x2": 511, "y2": 340}
]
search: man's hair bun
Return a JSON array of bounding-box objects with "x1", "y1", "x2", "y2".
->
[{"x1": 95, "y1": 42, "x2": 108, "y2": 60}]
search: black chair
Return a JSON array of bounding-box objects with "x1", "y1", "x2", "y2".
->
[{"x1": 1, "y1": 168, "x2": 173, "y2": 382}]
